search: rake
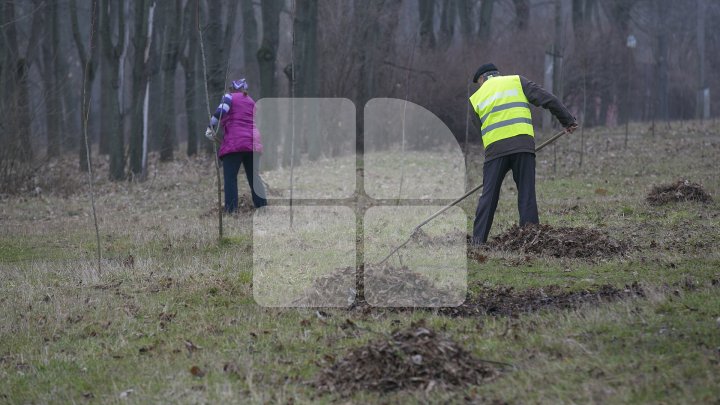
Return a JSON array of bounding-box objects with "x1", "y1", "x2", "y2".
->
[{"x1": 376, "y1": 128, "x2": 573, "y2": 266}]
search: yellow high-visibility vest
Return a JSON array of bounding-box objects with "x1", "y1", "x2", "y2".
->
[{"x1": 469, "y1": 75, "x2": 534, "y2": 148}]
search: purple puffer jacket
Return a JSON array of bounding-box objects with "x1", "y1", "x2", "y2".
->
[{"x1": 219, "y1": 93, "x2": 263, "y2": 157}]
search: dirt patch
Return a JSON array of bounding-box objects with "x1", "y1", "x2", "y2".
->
[
  {"x1": 484, "y1": 224, "x2": 629, "y2": 259},
  {"x1": 439, "y1": 283, "x2": 643, "y2": 317},
  {"x1": 314, "y1": 325, "x2": 500, "y2": 395},
  {"x1": 647, "y1": 179, "x2": 712, "y2": 206}
]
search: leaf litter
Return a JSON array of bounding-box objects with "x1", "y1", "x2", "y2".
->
[
  {"x1": 294, "y1": 265, "x2": 460, "y2": 308},
  {"x1": 646, "y1": 179, "x2": 712, "y2": 206},
  {"x1": 314, "y1": 324, "x2": 501, "y2": 395},
  {"x1": 483, "y1": 223, "x2": 630, "y2": 259},
  {"x1": 439, "y1": 282, "x2": 644, "y2": 317}
]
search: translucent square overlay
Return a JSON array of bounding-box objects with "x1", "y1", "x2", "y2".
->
[
  {"x1": 364, "y1": 98, "x2": 465, "y2": 200},
  {"x1": 255, "y1": 98, "x2": 356, "y2": 199},
  {"x1": 363, "y1": 206, "x2": 467, "y2": 307},
  {"x1": 253, "y1": 206, "x2": 356, "y2": 307}
]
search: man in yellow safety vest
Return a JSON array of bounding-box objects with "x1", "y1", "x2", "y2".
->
[{"x1": 469, "y1": 63, "x2": 577, "y2": 245}]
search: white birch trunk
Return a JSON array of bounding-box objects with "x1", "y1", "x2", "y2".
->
[
  {"x1": 140, "y1": 2, "x2": 156, "y2": 176},
  {"x1": 118, "y1": 0, "x2": 130, "y2": 117}
]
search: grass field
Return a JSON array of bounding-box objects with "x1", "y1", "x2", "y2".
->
[{"x1": 1, "y1": 122, "x2": 720, "y2": 404}]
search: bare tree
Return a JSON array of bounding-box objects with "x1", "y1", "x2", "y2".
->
[
  {"x1": 696, "y1": 0, "x2": 707, "y2": 120},
  {"x1": 439, "y1": 0, "x2": 456, "y2": 48},
  {"x1": 241, "y1": 0, "x2": 259, "y2": 86},
  {"x1": 257, "y1": 0, "x2": 281, "y2": 99},
  {"x1": 3, "y1": 0, "x2": 44, "y2": 161},
  {"x1": 100, "y1": 0, "x2": 129, "y2": 180},
  {"x1": 255, "y1": 0, "x2": 282, "y2": 169},
  {"x1": 70, "y1": 0, "x2": 101, "y2": 171},
  {"x1": 159, "y1": 0, "x2": 182, "y2": 162},
  {"x1": 513, "y1": 0, "x2": 529, "y2": 31},
  {"x1": 418, "y1": 0, "x2": 436, "y2": 49},
  {"x1": 40, "y1": 0, "x2": 66, "y2": 158},
  {"x1": 291, "y1": 0, "x2": 320, "y2": 160},
  {"x1": 204, "y1": 0, "x2": 238, "y2": 100},
  {"x1": 457, "y1": 0, "x2": 473, "y2": 42},
  {"x1": 478, "y1": 0, "x2": 494, "y2": 41},
  {"x1": 129, "y1": 0, "x2": 157, "y2": 178},
  {"x1": 180, "y1": 0, "x2": 203, "y2": 157}
]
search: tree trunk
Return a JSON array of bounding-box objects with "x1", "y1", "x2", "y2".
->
[
  {"x1": 160, "y1": 0, "x2": 181, "y2": 162},
  {"x1": 184, "y1": 58, "x2": 199, "y2": 157},
  {"x1": 696, "y1": 0, "x2": 707, "y2": 119},
  {"x1": 204, "y1": 0, "x2": 238, "y2": 102},
  {"x1": 552, "y1": 0, "x2": 563, "y2": 103},
  {"x1": 654, "y1": 1, "x2": 669, "y2": 123},
  {"x1": 439, "y1": 0, "x2": 455, "y2": 48},
  {"x1": 418, "y1": 0, "x2": 436, "y2": 49},
  {"x1": 148, "y1": 10, "x2": 165, "y2": 153},
  {"x1": 129, "y1": 0, "x2": 156, "y2": 177},
  {"x1": 257, "y1": 0, "x2": 281, "y2": 99},
  {"x1": 478, "y1": 0, "x2": 495, "y2": 41},
  {"x1": 99, "y1": 49, "x2": 111, "y2": 155},
  {"x1": 43, "y1": 0, "x2": 64, "y2": 157},
  {"x1": 4, "y1": 0, "x2": 39, "y2": 161},
  {"x1": 457, "y1": 0, "x2": 473, "y2": 42},
  {"x1": 241, "y1": 0, "x2": 259, "y2": 86},
  {"x1": 513, "y1": 0, "x2": 529, "y2": 31},
  {"x1": 294, "y1": 0, "x2": 319, "y2": 161},
  {"x1": 70, "y1": 0, "x2": 100, "y2": 171},
  {"x1": 101, "y1": 0, "x2": 127, "y2": 180},
  {"x1": 181, "y1": 0, "x2": 200, "y2": 157}
]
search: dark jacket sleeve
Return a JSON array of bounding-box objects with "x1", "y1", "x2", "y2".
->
[{"x1": 520, "y1": 76, "x2": 576, "y2": 127}]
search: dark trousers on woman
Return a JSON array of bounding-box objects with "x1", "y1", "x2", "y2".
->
[
  {"x1": 472, "y1": 152, "x2": 539, "y2": 244},
  {"x1": 222, "y1": 152, "x2": 267, "y2": 212}
]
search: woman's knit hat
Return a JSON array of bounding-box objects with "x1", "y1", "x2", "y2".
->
[{"x1": 231, "y1": 79, "x2": 248, "y2": 91}]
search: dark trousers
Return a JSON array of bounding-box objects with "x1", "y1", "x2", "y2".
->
[
  {"x1": 472, "y1": 152, "x2": 539, "y2": 244},
  {"x1": 222, "y1": 152, "x2": 267, "y2": 212}
]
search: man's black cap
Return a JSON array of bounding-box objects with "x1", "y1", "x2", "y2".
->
[{"x1": 472, "y1": 63, "x2": 499, "y2": 83}]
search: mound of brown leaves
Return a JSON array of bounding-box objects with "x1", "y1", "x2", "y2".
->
[
  {"x1": 647, "y1": 179, "x2": 712, "y2": 206},
  {"x1": 314, "y1": 326, "x2": 500, "y2": 395},
  {"x1": 364, "y1": 265, "x2": 462, "y2": 307},
  {"x1": 440, "y1": 283, "x2": 643, "y2": 317},
  {"x1": 292, "y1": 266, "x2": 357, "y2": 307},
  {"x1": 487, "y1": 224, "x2": 629, "y2": 259},
  {"x1": 294, "y1": 265, "x2": 460, "y2": 308}
]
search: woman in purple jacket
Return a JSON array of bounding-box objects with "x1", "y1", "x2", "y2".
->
[{"x1": 205, "y1": 79, "x2": 267, "y2": 212}]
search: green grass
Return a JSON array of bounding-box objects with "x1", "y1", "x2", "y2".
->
[{"x1": 1, "y1": 121, "x2": 720, "y2": 403}]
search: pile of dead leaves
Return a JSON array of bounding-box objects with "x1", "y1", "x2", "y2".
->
[
  {"x1": 314, "y1": 326, "x2": 500, "y2": 395},
  {"x1": 440, "y1": 283, "x2": 643, "y2": 317},
  {"x1": 295, "y1": 265, "x2": 460, "y2": 308},
  {"x1": 363, "y1": 265, "x2": 461, "y2": 307},
  {"x1": 487, "y1": 224, "x2": 629, "y2": 259},
  {"x1": 293, "y1": 266, "x2": 357, "y2": 307},
  {"x1": 646, "y1": 179, "x2": 712, "y2": 206}
]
